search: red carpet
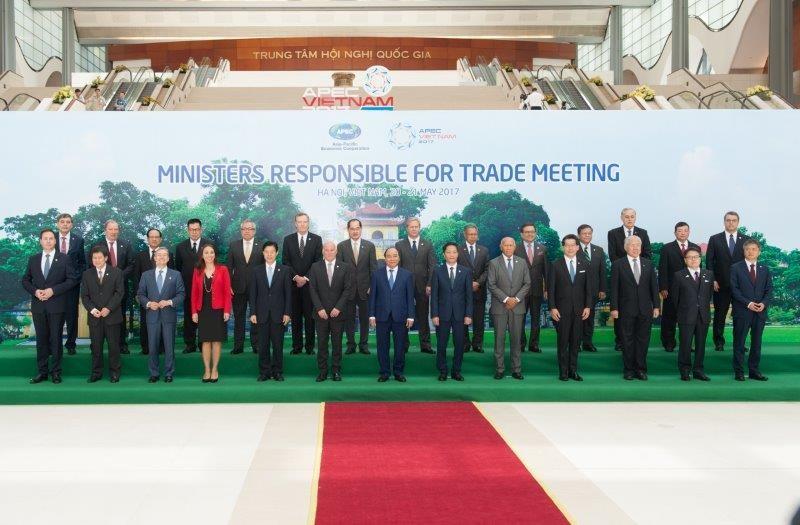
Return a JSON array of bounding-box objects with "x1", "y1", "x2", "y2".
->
[{"x1": 314, "y1": 402, "x2": 570, "y2": 524}]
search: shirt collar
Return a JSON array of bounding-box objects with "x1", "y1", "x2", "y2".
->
[
  {"x1": 97, "y1": 265, "x2": 107, "y2": 274},
  {"x1": 408, "y1": 236, "x2": 419, "y2": 243},
  {"x1": 581, "y1": 243, "x2": 591, "y2": 250},
  {"x1": 446, "y1": 263, "x2": 457, "y2": 270},
  {"x1": 155, "y1": 265, "x2": 167, "y2": 272},
  {"x1": 745, "y1": 259, "x2": 758, "y2": 266},
  {"x1": 564, "y1": 255, "x2": 576, "y2": 264},
  {"x1": 627, "y1": 255, "x2": 639, "y2": 263},
  {"x1": 42, "y1": 249, "x2": 55, "y2": 257},
  {"x1": 466, "y1": 242, "x2": 476, "y2": 249}
]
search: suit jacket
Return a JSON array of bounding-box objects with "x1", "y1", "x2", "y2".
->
[
  {"x1": 308, "y1": 259, "x2": 354, "y2": 319},
  {"x1": 136, "y1": 267, "x2": 185, "y2": 324},
  {"x1": 547, "y1": 257, "x2": 589, "y2": 315},
  {"x1": 457, "y1": 243, "x2": 489, "y2": 297},
  {"x1": 174, "y1": 237, "x2": 211, "y2": 285},
  {"x1": 134, "y1": 248, "x2": 174, "y2": 292},
  {"x1": 21, "y1": 252, "x2": 77, "y2": 314},
  {"x1": 88, "y1": 239, "x2": 135, "y2": 280},
  {"x1": 670, "y1": 268, "x2": 714, "y2": 325},
  {"x1": 227, "y1": 239, "x2": 265, "y2": 295},
  {"x1": 191, "y1": 266, "x2": 232, "y2": 314},
  {"x1": 730, "y1": 260, "x2": 772, "y2": 320},
  {"x1": 607, "y1": 226, "x2": 652, "y2": 262},
  {"x1": 60, "y1": 232, "x2": 86, "y2": 280},
  {"x1": 658, "y1": 240, "x2": 701, "y2": 292},
  {"x1": 576, "y1": 243, "x2": 607, "y2": 299},
  {"x1": 81, "y1": 266, "x2": 125, "y2": 325},
  {"x1": 610, "y1": 257, "x2": 659, "y2": 317},
  {"x1": 705, "y1": 231, "x2": 748, "y2": 290},
  {"x1": 430, "y1": 264, "x2": 473, "y2": 322},
  {"x1": 336, "y1": 238, "x2": 377, "y2": 300},
  {"x1": 282, "y1": 232, "x2": 323, "y2": 278},
  {"x1": 514, "y1": 241, "x2": 548, "y2": 298},
  {"x1": 487, "y1": 255, "x2": 531, "y2": 315},
  {"x1": 395, "y1": 237, "x2": 436, "y2": 294},
  {"x1": 248, "y1": 264, "x2": 293, "y2": 323},
  {"x1": 368, "y1": 266, "x2": 415, "y2": 322}
]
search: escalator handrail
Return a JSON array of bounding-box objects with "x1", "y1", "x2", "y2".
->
[
  {"x1": 3, "y1": 92, "x2": 42, "y2": 110},
  {"x1": 666, "y1": 90, "x2": 710, "y2": 109},
  {"x1": 700, "y1": 88, "x2": 754, "y2": 109},
  {"x1": 0, "y1": 97, "x2": 7, "y2": 111},
  {"x1": 534, "y1": 64, "x2": 560, "y2": 81}
]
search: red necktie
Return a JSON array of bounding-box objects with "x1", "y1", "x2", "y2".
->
[
  {"x1": 109, "y1": 242, "x2": 117, "y2": 267},
  {"x1": 680, "y1": 243, "x2": 686, "y2": 256},
  {"x1": 694, "y1": 271, "x2": 699, "y2": 284},
  {"x1": 60, "y1": 236, "x2": 67, "y2": 254},
  {"x1": 749, "y1": 264, "x2": 756, "y2": 284},
  {"x1": 526, "y1": 244, "x2": 533, "y2": 264}
]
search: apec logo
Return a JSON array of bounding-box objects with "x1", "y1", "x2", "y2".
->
[
  {"x1": 329, "y1": 123, "x2": 362, "y2": 141},
  {"x1": 388, "y1": 123, "x2": 416, "y2": 150},
  {"x1": 363, "y1": 65, "x2": 393, "y2": 97}
]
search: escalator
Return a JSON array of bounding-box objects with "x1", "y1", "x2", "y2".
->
[
  {"x1": 573, "y1": 80, "x2": 605, "y2": 110},
  {"x1": 551, "y1": 80, "x2": 591, "y2": 110},
  {"x1": 105, "y1": 82, "x2": 131, "y2": 110},
  {"x1": 536, "y1": 79, "x2": 557, "y2": 100}
]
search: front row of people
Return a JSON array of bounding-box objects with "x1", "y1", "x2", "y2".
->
[{"x1": 23, "y1": 229, "x2": 773, "y2": 384}]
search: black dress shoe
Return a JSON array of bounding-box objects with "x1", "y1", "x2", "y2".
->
[
  {"x1": 529, "y1": 347, "x2": 542, "y2": 353},
  {"x1": 149, "y1": 376, "x2": 159, "y2": 383},
  {"x1": 615, "y1": 344, "x2": 624, "y2": 352},
  {"x1": 421, "y1": 347, "x2": 434, "y2": 354},
  {"x1": 637, "y1": 372, "x2": 648, "y2": 381},
  {"x1": 582, "y1": 344, "x2": 598, "y2": 352},
  {"x1": 30, "y1": 374, "x2": 48, "y2": 384},
  {"x1": 664, "y1": 347, "x2": 675, "y2": 353},
  {"x1": 749, "y1": 373, "x2": 768, "y2": 381},
  {"x1": 87, "y1": 376, "x2": 102, "y2": 383},
  {"x1": 140, "y1": 350, "x2": 149, "y2": 355},
  {"x1": 511, "y1": 372, "x2": 524, "y2": 380},
  {"x1": 451, "y1": 372, "x2": 464, "y2": 381},
  {"x1": 110, "y1": 376, "x2": 120, "y2": 383},
  {"x1": 715, "y1": 345, "x2": 724, "y2": 352},
  {"x1": 257, "y1": 374, "x2": 270, "y2": 382},
  {"x1": 120, "y1": 347, "x2": 130, "y2": 355},
  {"x1": 680, "y1": 373, "x2": 691, "y2": 381},
  {"x1": 735, "y1": 373, "x2": 745, "y2": 381},
  {"x1": 290, "y1": 349, "x2": 302, "y2": 355},
  {"x1": 67, "y1": 348, "x2": 76, "y2": 355},
  {"x1": 623, "y1": 373, "x2": 635, "y2": 381},
  {"x1": 494, "y1": 372, "x2": 504, "y2": 380},
  {"x1": 165, "y1": 376, "x2": 173, "y2": 383},
  {"x1": 394, "y1": 375, "x2": 407, "y2": 382},
  {"x1": 378, "y1": 375, "x2": 389, "y2": 382},
  {"x1": 305, "y1": 349, "x2": 316, "y2": 355},
  {"x1": 559, "y1": 375, "x2": 569, "y2": 381},
  {"x1": 693, "y1": 372, "x2": 710, "y2": 381},
  {"x1": 569, "y1": 373, "x2": 584, "y2": 382},
  {"x1": 272, "y1": 374, "x2": 284, "y2": 382},
  {"x1": 358, "y1": 348, "x2": 371, "y2": 355},
  {"x1": 316, "y1": 373, "x2": 327, "y2": 382},
  {"x1": 345, "y1": 347, "x2": 356, "y2": 355},
  {"x1": 438, "y1": 373, "x2": 447, "y2": 381},
  {"x1": 52, "y1": 374, "x2": 62, "y2": 384},
  {"x1": 202, "y1": 377, "x2": 211, "y2": 383},
  {"x1": 231, "y1": 348, "x2": 243, "y2": 355},
  {"x1": 472, "y1": 347, "x2": 485, "y2": 353},
  {"x1": 332, "y1": 372, "x2": 342, "y2": 381}
]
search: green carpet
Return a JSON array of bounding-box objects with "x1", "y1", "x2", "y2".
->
[{"x1": 0, "y1": 327, "x2": 798, "y2": 404}]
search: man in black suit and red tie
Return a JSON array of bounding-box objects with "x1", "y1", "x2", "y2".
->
[
  {"x1": 514, "y1": 222, "x2": 548, "y2": 353},
  {"x1": 658, "y1": 222, "x2": 701, "y2": 353},
  {"x1": 174, "y1": 218, "x2": 210, "y2": 354},
  {"x1": 134, "y1": 228, "x2": 173, "y2": 355},
  {"x1": 22, "y1": 229, "x2": 77, "y2": 384},
  {"x1": 228, "y1": 219, "x2": 264, "y2": 355},
  {"x1": 336, "y1": 219, "x2": 377, "y2": 355},
  {"x1": 705, "y1": 211, "x2": 748, "y2": 352},
  {"x1": 607, "y1": 208, "x2": 652, "y2": 351},
  {"x1": 610, "y1": 235, "x2": 659, "y2": 381},
  {"x1": 576, "y1": 224, "x2": 607, "y2": 352},
  {"x1": 670, "y1": 247, "x2": 713, "y2": 381},
  {"x1": 55, "y1": 213, "x2": 85, "y2": 355},
  {"x1": 548, "y1": 234, "x2": 591, "y2": 381},
  {"x1": 730, "y1": 239, "x2": 772, "y2": 382},
  {"x1": 282, "y1": 212, "x2": 323, "y2": 355},
  {"x1": 457, "y1": 224, "x2": 488, "y2": 354}
]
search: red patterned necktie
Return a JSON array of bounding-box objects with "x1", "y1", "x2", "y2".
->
[
  {"x1": 60, "y1": 236, "x2": 67, "y2": 254},
  {"x1": 109, "y1": 242, "x2": 117, "y2": 267},
  {"x1": 749, "y1": 264, "x2": 756, "y2": 284}
]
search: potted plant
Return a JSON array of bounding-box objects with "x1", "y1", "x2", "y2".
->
[
  {"x1": 51, "y1": 86, "x2": 74, "y2": 104},
  {"x1": 627, "y1": 85, "x2": 656, "y2": 102},
  {"x1": 588, "y1": 76, "x2": 603, "y2": 86},
  {"x1": 140, "y1": 96, "x2": 157, "y2": 107},
  {"x1": 162, "y1": 78, "x2": 174, "y2": 88},
  {"x1": 543, "y1": 94, "x2": 556, "y2": 105},
  {"x1": 502, "y1": 63, "x2": 514, "y2": 73},
  {"x1": 178, "y1": 63, "x2": 189, "y2": 73},
  {"x1": 113, "y1": 64, "x2": 128, "y2": 73},
  {"x1": 520, "y1": 77, "x2": 532, "y2": 87},
  {"x1": 90, "y1": 76, "x2": 104, "y2": 88},
  {"x1": 746, "y1": 85, "x2": 772, "y2": 101}
]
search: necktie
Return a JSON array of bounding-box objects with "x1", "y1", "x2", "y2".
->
[
  {"x1": 327, "y1": 262, "x2": 334, "y2": 285},
  {"x1": 627, "y1": 229, "x2": 632, "y2": 238},
  {"x1": 449, "y1": 266, "x2": 455, "y2": 286},
  {"x1": 728, "y1": 234, "x2": 735, "y2": 256},
  {"x1": 389, "y1": 269, "x2": 395, "y2": 289},
  {"x1": 109, "y1": 242, "x2": 117, "y2": 267},
  {"x1": 60, "y1": 237, "x2": 67, "y2": 254},
  {"x1": 506, "y1": 258, "x2": 513, "y2": 280},
  {"x1": 583, "y1": 245, "x2": 590, "y2": 260},
  {"x1": 98, "y1": 269, "x2": 103, "y2": 284},
  {"x1": 192, "y1": 241, "x2": 198, "y2": 254},
  {"x1": 353, "y1": 242, "x2": 360, "y2": 262},
  {"x1": 633, "y1": 258, "x2": 640, "y2": 284},
  {"x1": 694, "y1": 271, "x2": 700, "y2": 284},
  {"x1": 680, "y1": 243, "x2": 686, "y2": 256},
  {"x1": 43, "y1": 254, "x2": 51, "y2": 279},
  {"x1": 569, "y1": 259, "x2": 575, "y2": 283},
  {"x1": 525, "y1": 243, "x2": 533, "y2": 264},
  {"x1": 267, "y1": 265, "x2": 273, "y2": 286},
  {"x1": 299, "y1": 236, "x2": 305, "y2": 258},
  {"x1": 469, "y1": 245, "x2": 475, "y2": 264},
  {"x1": 411, "y1": 240, "x2": 418, "y2": 256},
  {"x1": 244, "y1": 242, "x2": 252, "y2": 263},
  {"x1": 150, "y1": 250, "x2": 155, "y2": 263},
  {"x1": 157, "y1": 269, "x2": 164, "y2": 293},
  {"x1": 749, "y1": 264, "x2": 756, "y2": 284}
]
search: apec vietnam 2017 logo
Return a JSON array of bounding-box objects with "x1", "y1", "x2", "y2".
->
[{"x1": 388, "y1": 123, "x2": 417, "y2": 150}]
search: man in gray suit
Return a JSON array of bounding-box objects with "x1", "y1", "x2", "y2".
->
[
  {"x1": 136, "y1": 247, "x2": 185, "y2": 383},
  {"x1": 395, "y1": 217, "x2": 436, "y2": 354},
  {"x1": 487, "y1": 237, "x2": 531, "y2": 380},
  {"x1": 337, "y1": 219, "x2": 377, "y2": 355}
]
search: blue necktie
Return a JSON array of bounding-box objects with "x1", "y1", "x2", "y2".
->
[
  {"x1": 469, "y1": 245, "x2": 475, "y2": 264},
  {"x1": 43, "y1": 254, "x2": 51, "y2": 279},
  {"x1": 389, "y1": 269, "x2": 395, "y2": 289},
  {"x1": 156, "y1": 269, "x2": 164, "y2": 293},
  {"x1": 728, "y1": 234, "x2": 735, "y2": 256},
  {"x1": 267, "y1": 265, "x2": 273, "y2": 287},
  {"x1": 411, "y1": 240, "x2": 418, "y2": 256},
  {"x1": 569, "y1": 259, "x2": 575, "y2": 283}
]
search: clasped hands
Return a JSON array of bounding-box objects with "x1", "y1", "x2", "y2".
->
[{"x1": 34, "y1": 288, "x2": 54, "y2": 301}]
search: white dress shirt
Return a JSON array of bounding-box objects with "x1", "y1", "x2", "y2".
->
[{"x1": 41, "y1": 250, "x2": 56, "y2": 274}]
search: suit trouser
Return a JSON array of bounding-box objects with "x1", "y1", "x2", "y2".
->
[
  {"x1": 257, "y1": 321, "x2": 285, "y2": 376},
  {"x1": 89, "y1": 321, "x2": 121, "y2": 377},
  {"x1": 712, "y1": 288, "x2": 732, "y2": 347},
  {"x1": 316, "y1": 317, "x2": 345, "y2": 374},
  {"x1": 64, "y1": 287, "x2": 80, "y2": 349},
  {"x1": 581, "y1": 299, "x2": 598, "y2": 346},
  {"x1": 520, "y1": 295, "x2": 543, "y2": 349},
  {"x1": 139, "y1": 307, "x2": 166, "y2": 353},
  {"x1": 233, "y1": 291, "x2": 258, "y2": 351},
  {"x1": 678, "y1": 319, "x2": 708, "y2": 374},
  {"x1": 493, "y1": 311, "x2": 524, "y2": 374},
  {"x1": 660, "y1": 296, "x2": 678, "y2": 349},
  {"x1": 32, "y1": 312, "x2": 65, "y2": 376},
  {"x1": 291, "y1": 285, "x2": 315, "y2": 351},
  {"x1": 345, "y1": 295, "x2": 370, "y2": 350},
  {"x1": 147, "y1": 321, "x2": 176, "y2": 377},
  {"x1": 118, "y1": 288, "x2": 129, "y2": 348},
  {"x1": 619, "y1": 314, "x2": 652, "y2": 375},
  {"x1": 436, "y1": 319, "x2": 465, "y2": 374},
  {"x1": 555, "y1": 312, "x2": 581, "y2": 376},
  {"x1": 376, "y1": 315, "x2": 407, "y2": 377},
  {"x1": 412, "y1": 289, "x2": 432, "y2": 350},
  {"x1": 463, "y1": 292, "x2": 486, "y2": 350},
  {"x1": 182, "y1": 287, "x2": 198, "y2": 349},
  {"x1": 732, "y1": 312, "x2": 764, "y2": 375}
]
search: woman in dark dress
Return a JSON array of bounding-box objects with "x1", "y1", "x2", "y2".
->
[{"x1": 191, "y1": 244, "x2": 232, "y2": 382}]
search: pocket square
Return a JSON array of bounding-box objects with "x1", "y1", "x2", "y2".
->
[{"x1": 579, "y1": 270, "x2": 586, "y2": 273}]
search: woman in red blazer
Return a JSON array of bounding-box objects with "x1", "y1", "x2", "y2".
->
[{"x1": 191, "y1": 243, "x2": 232, "y2": 383}]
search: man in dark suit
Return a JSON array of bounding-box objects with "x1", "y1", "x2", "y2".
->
[
  {"x1": 228, "y1": 219, "x2": 264, "y2": 355},
  {"x1": 55, "y1": 213, "x2": 85, "y2": 355},
  {"x1": 607, "y1": 207, "x2": 652, "y2": 351},
  {"x1": 458, "y1": 224, "x2": 488, "y2": 353},
  {"x1": 249, "y1": 241, "x2": 293, "y2": 382},
  {"x1": 705, "y1": 211, "x2": 748, "y2": 352},
  {"x1": 548, "y1": 234, "x2": 591, "y2": 381},
  {"x1": 309, "y1": 241, "x2": 354, "y2": 382},
  {"x1": 22, "y1": 229, "x2": 77, "y2": 383},
  {"x1": 395, "y1": 217, "x2": 436, "y2": 354},
  {"x1": 431, "y1": 242, "x2": 473, "y2": 381},
  {"x1": 576, "y1": 224, "x2": 607, "y2": 352},
  {"x1": 670, "y1": 247, "x2": 713, "y2": 381},
  {"x1": 730, "y1": 239, "x2": 772, "y2": 382},
  {"x1": 610, "y1": 235, "x2": 660, "y2": 381},
  {"x1": 658, "y1": 222, "x2": 701, "y2": 353},
  {"x1": 337, "y1": 219, "x2": 377, "y2": 355},
  {"x1": 282, "y1": 212, "x2": 323, "y2": 355},
  {"x1": 369, "y1": 247, "x2": 415, "y2": 382},
  {"x1": 136, "y1": 247, "x2": 185, "y2": 383},
  {"x1": 88, "y1": 220, "x2": 134, "y2": 354},
  {"x1": 81, "y1": 245, "x2": 125, "y2": 382},
  {"x1": 174, "y1": 218, "x2": 209, "y2": 354},
  {"x1": 133, "y1": 228, "x2": 173, "y2": 355},
  {"x1": 515, "y1": 222, "x2": 548, "y2": 353}
]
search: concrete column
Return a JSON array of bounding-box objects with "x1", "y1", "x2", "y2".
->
[
  {"x1": 61, "y1": 7, "x2": 75, "y2": 85},
  {"x1": 768, "y1": 0, "x2": 793, "y2": 102},
  {"x1": 671, "y1": 0, "x2": 689, "y2": 72},
  {"x1": 609, "y1": 5, "x2": 623, "y2": 84},
  {"x1": 0, "y1": 0, "x2": 15, "y2": 73}
]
